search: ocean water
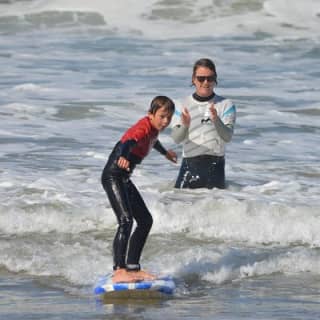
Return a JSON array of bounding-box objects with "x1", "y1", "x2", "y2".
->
[{"x1": 0, "y1": 0, "x2": 320, "y2": 319}]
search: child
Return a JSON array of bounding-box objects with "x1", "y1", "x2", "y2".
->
[{"x1": 101, "y1": 96, "x2": 177, "y2": 283}]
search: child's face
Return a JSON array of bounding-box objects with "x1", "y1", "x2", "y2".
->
[{"x1": 148, "y1": 106, "x2": 173, "y2": 131}]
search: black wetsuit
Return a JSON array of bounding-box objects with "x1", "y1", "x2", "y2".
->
[
  {"x1": 174, "y1": 154, "x2": 225, "y2": 189},
  {"x1": 101, "y1": 142, "x2": 153, "y2": 271},
  {"x1": 101, "y1": 116, "x2": 167, "y2": 272}
]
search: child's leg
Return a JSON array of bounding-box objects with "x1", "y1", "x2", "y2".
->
[
  {"x1": 102, "y1": 175, "x2": 133, "y2": 270},
  {"x1": 126, "y1": 180, "x2": 153, "y2": 271}
]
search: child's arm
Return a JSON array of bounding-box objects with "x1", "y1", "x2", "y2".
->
[
  {"x1": 165, "y1": 149, "x2": 177, "y2": 163},
  {"x1": 117, "y1": 156, "x2": 130, "y2": 170},
  {"x1": 117, "y1": 139, "x2": 137, "y2": 171},
  {"x1": 154, "y1": 140, "x2": 177, "y2": 163}
]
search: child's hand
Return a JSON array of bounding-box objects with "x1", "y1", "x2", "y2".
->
[
  {"x1": 117, "y1": 156, "x2": 130, "y2": 171},
  {"x1": 166, "y1": 150, "x2": 177, "y2": 163}
]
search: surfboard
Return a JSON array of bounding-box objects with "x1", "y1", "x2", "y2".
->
[{"x1": 94, "y1": 274, "x2": 175, "y2": 299}]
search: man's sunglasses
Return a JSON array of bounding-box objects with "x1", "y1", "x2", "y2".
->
[{"x1": 195, "y1": 75, "x2": 216, "y2": 83}]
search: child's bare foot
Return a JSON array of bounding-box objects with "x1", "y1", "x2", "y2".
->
[
  {"x1": 130, "y1": 270, "x2": 157, "y2": 281},
  {"x1": 112, "y1": 269, "x2": 142, "y2": 283}
]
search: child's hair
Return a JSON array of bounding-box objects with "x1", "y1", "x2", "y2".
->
[{"x1": 148, "y1": 96, "x2": 175, "y2": 115}]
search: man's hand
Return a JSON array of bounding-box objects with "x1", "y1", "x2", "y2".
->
[
  {"x1": 209, "y1": 103, "x2": 218, "y2": 121},
  {"x1": 181, "y1": 107, "x2": 191, "y2": 127}
]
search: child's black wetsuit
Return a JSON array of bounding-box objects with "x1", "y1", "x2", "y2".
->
[{"x1": 101, "y1": 116, "x2": 167, "y2": 272}]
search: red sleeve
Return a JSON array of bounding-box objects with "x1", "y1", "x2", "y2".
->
[
  {"x1": 120, "y1": 117, "x2": 151, "y2": 143},
  {"x1": 120, "y1": 117, "x2": 159, "y2": 159}
]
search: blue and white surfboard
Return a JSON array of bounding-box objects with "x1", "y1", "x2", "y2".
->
[{"x1": 94, "y1": 274, "x2": 175, "y2": 298}]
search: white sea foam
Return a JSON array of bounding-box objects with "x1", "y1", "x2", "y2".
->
[
  {"x1": 203, "y1": 247, "x2": 320, "y2": 284},
  {"x1": 153, "y1": 193, "x2": 320, "y2": 246},
  {"x1": 2, "y1": 172, "x2": 319, "y2": 246},
  {"x1": 1, "y1": 103, "x2": 57, "y2": 118},
  {"x1": 239, "y1": 249, "x2": 320, "y2": 277},
  {"x1": 1, "y1": 0, "x2": 320, "y2": 40},
  {"x1": 13, "y1": 83, "x2": 56, "y2": 93},
  {"x1": 0, "y1": 233, "x2": 113, "y2": 285}
]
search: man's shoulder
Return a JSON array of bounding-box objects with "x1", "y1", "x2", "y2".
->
[
  {"x1": 214, "y1": 94, "x2": 235, "y2": 111},
  {"x1": 172, "y1": 96, "x2": 190, "y2": 117},
  {"x1": 214, "y1": 94, "x2": 232, "y2": 105}
]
